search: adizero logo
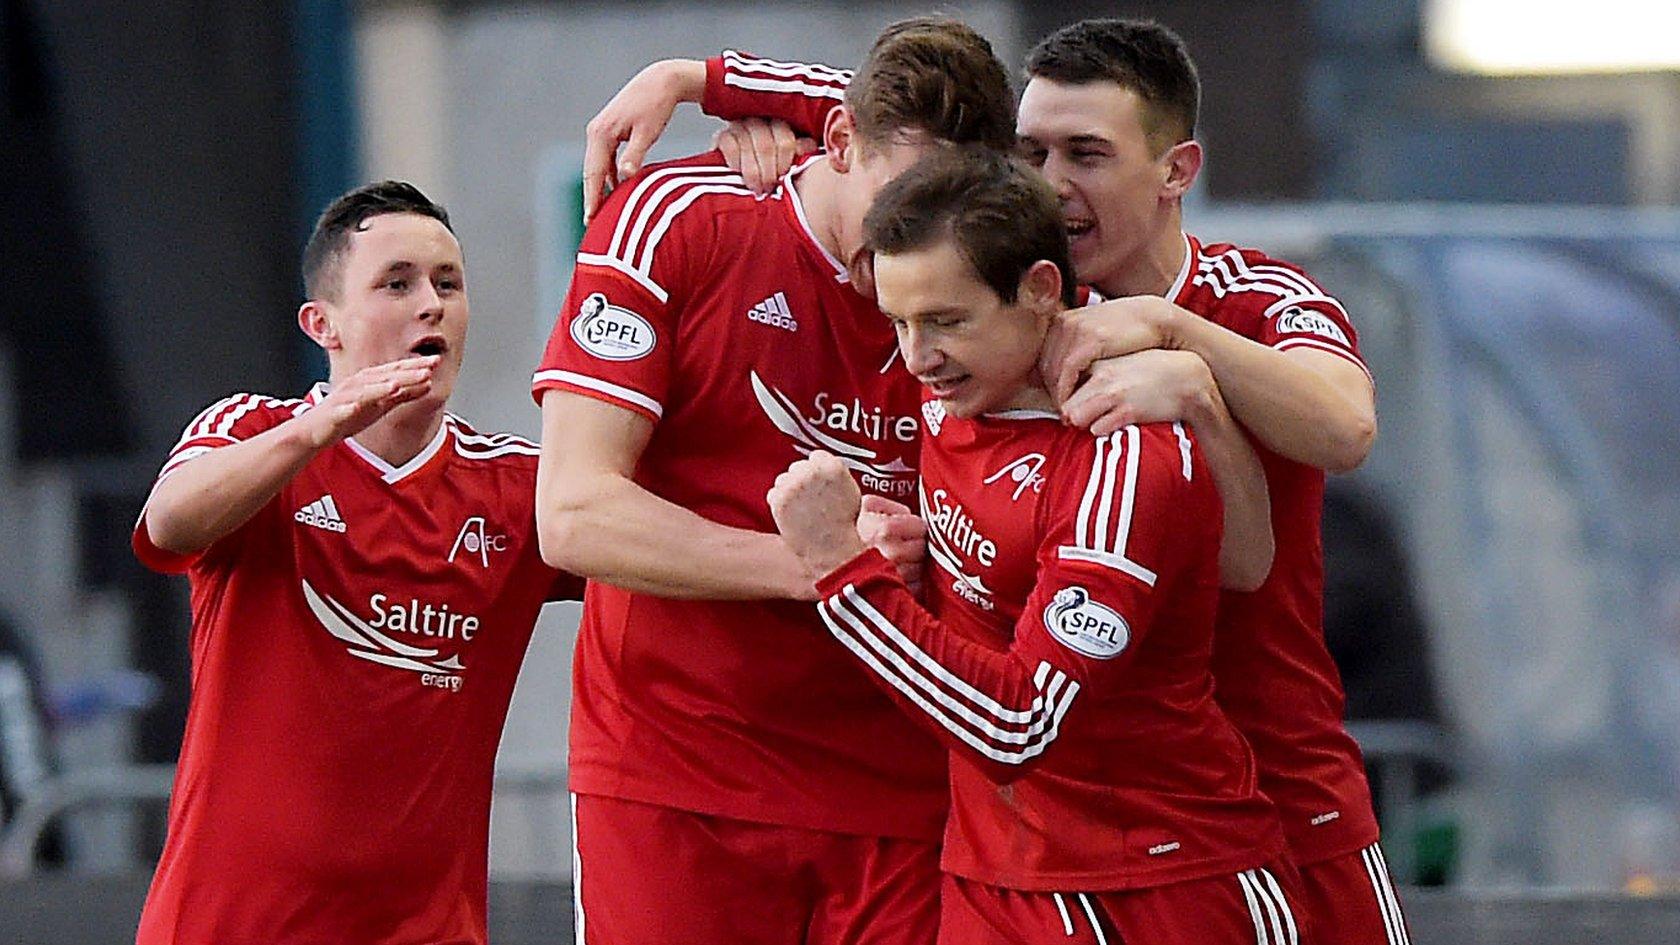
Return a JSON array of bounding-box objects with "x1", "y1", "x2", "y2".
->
[
  {"x1": 295, "y1": 494, "x2": 346, "y2": 533},
  {"x1": 747, "y1": 292, "x2": 798, "y2": 332}
]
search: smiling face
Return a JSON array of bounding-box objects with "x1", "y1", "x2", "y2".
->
[
  {"x1": 302, "y1": 212, "x2": 468, "y2": 410},
  {"x1": 874, "y1": 236, "x2": 1058, "y2": 419},
  {"x1": 1017, "y1": 77, "x2": 1191, "y2": 293}
]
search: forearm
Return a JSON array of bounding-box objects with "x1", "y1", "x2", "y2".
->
[
  {"x1": 539, "y1": 471, "x2": 812, "y2": 600},
  {"x1": 1174, "y1": 312, "x2": 1376, "y2": 472},
  {"x1": 702, "y1": 51, "x2": 847, "y2": 137},
  {"x1": 144, "y1": 422, "x2": 322, "y2": 554},
  {"x1": 816, "y1": 551, "x2": 1074, "y2": 783},
  {"x1": 1187, "y1": 397, "x2": 1274, "y2": 592}
]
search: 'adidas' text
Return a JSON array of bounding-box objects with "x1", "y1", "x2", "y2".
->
[
  {"x1": 295, "y1": 494, "x2": 347, "y2": 533},
  {"x1": 747, "y1": 292, "x2": 798, "y2": 332}
]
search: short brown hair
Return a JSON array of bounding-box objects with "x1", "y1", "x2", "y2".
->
[
  {"x1": 302, "y1": 180, "x2": 453, "y2": 301},
  {"x1": 845, "y1": 17, "x2": 1017, "y2": 153},
  {"x1": 864, "y1": 146, "x2": 1076, "y2": 308},
  {"x1": 1025, "y1": 19, "x2": 1200, "y2": 153}
]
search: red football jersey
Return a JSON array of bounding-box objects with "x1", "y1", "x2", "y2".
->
[
  {"x1": 531, "y1": 153, "x2": 946, "y2": 840},
  {"x1": 132, "y1": 387, "x2": 577, "y2": 945},
  {"x1": 703, "y1": 54, "x2": 1384, "y2": 863},
  {"x1": 816, "y1": 403, "x2": 1283, "y2": 891},
  {"x1": 1168, "y1": 233, "x2": 1379, "y2": 863}
]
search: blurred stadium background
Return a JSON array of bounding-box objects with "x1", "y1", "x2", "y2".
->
[{"x1": 3, "y1": 0, "x2": 1680, "y2": 940}]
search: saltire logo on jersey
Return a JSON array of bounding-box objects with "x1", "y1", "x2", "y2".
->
[
  {"x1": 571, "y1": 292, "x2": 656, "y2": 361},
  {"x1": 1042, "y1": 586, "x2": 1130, "y2": 660},
  {"x1": 746, "y1": 292, "x2": 798, "y2": 332},
  {"x1": 748, "y1": 371, "x2": 916, "y2": 496},
  {"x1": 300, "y1": 579, "x2": 471, "y2": 692},
  {"x1": 1273, "y1": 304, "x2": 1350, "y2": 346},
  {"x1": 919, "y1": 481, "x2": 995, "y2": 611},
  {"x1": 983, "y1": 453, "x2": 1047, "y2": 501},
  {"x1": 294, "y1": 494, "x2": 347, "y2": 533}
]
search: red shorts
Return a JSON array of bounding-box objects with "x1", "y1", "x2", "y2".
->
[
  {"x1": 1295, "y1": 843, "x2": 1411, "y2": 945},
  {"x1": 939, "y1": 860, "x2": 1306, "y2": 945},
  {"x1": 570, "y1": 793, "x2": 941, "y2": 945}
]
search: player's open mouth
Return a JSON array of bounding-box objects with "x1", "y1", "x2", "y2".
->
[
  {"x1": 1064, "y1": 219, "x2": 1095, "y2": 239},
  {"x1": 920, "y1": 375, "x2": 969, "y2": 398},
  {"x1": 411, "y1": 337, "x2": 447, "y2": 357}
]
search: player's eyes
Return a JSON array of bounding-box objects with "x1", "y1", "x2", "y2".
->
[
  {"x1": 1020, "y1": 148, "x2": 1048, "y2": 167},
  {"x1": 1072, "y1": 150, "x2": 1105, "y2": 163},
  {"x1": 384, "y1": 278, "x2": 409, "y2": 292}
]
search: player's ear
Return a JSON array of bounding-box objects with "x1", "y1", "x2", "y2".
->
[
  {"x1": 1160, "y1": 139, "x2": 1203, "y2": 201},
  {"x1": 1018, "y1": 259, "x2": 1063, "y2": 316},
  {"x1": 298, "y1": 300, "x2": 341, "y2": 351},
  {"x1": 823, "y1": 105, "x2": 857, "y2": 174}
]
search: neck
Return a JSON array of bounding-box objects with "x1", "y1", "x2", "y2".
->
[
  {"x1": 346, "y1": 397, "x2": 446, "y2": 469},
  {"x1": 792, "y1": 158, "x2": 847, "y2": 263},
  {"x1": 1098, "y1": 212, "x2": 1187, "y2": 299},
  {"x1": 998, "y1": 363, "x2": 1058, "y2": 414}
]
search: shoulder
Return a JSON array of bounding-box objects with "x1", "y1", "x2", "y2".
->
[
  {"x1": 1053, "y1": 423, "x2": 1200, "y2": 496},
  {"x1": 579, "y1": 152, "x2": 764, "y2": 300},
  {"x1": 1185, "y1": 238, "x2": 1341, "y2": 316},
  {"x1": 589, "y1": 152, "x2": 761, "y2": 236},
  {"x1": 173, "y1": 391, "x2": 308, "y2": 447},
  {"x1": 445, "y1": 414, "x2": 541, "y2": 475}
]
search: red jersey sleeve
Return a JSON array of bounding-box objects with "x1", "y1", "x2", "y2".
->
[
  {"x1": 1246, "y1": 256, "x2": 1368, "y2": 379},
  {"x1": 532, "y1": 155, "x2": 738, "y2": 421},
  {"x1": 701, "y1": 50, "x2": 850, "y2": 139},
  {"x1": 132, "y1": 393, "x2": 295, "y2": 574},
  {"x1": 813, "y1": 424, "x2": 1217, "y2": 783}
]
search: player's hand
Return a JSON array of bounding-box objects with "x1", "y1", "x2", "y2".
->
[
  {"x1": 767, "y1": 451, "x2": 866, "y2": 580},
  {"x1": 1061, "y1": 349, "x2": 1218, "y2": 436},
  {"x1": 857, "y1": 494, "x2": 926, "y2": 594},
  {"x1": 1040, "y1": 296, "x2": 1180, "y2": 406},
  {"x1": 713, "y1": 117, "x2": 816, "y2": 194},
  {"x1": 298, "y1": 356, "x2": 439, "y2": 449},
  {"x1": 582, "y1": 58, "x2": 706, "y2": 223}
]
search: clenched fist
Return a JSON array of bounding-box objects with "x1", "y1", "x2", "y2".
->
[{"x1": 767, "y1": 451, "x2": 866, "y2": 580}]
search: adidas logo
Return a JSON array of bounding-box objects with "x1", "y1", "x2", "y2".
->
[
  {"x1": 746, "y1": 292, "x2": 798, "y2": 332},
  {"x1": 295, "y1": 494, "x2": 347, "y2": 533}
]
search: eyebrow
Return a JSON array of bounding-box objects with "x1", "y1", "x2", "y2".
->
[{"x1": 378, "y1": 260, "x2": 459, "y2": 275}]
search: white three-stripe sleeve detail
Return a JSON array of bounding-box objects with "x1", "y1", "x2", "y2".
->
[
  {"x1": 606, "y1": 166, "x2": 738, "y2": 259},
  {"x1": 1238, "y1": 871, "x2": 1271, "y2": 945},
  {"x1": 1245, "y1": 870, "x2": 1287, "y2": 945},
  {"x1": 1059, "y1": 427, "x2": 1158, "y2": 585},
  {"x1": 1258, "y1": 868, "x2": 1300, "y2": 945},
  {"x1": 1077, "y1": 893, "x2": 1110, "y2": 945},
  {"x1": 818, "y1": 591, "x2": 1079, "y2": 763},
  {"x1": 829, "y1": 587, "x2": 1066, "y2": 732},
  {"x1": 1110, "y1": 426, "x2": 1141, "y2": 553},
  {"x1": 1373, "y1": 845, "x2": 1411, "y2": 945},
  {"x1": 723, "y1": 74, "x2": 847, "y2": 99},
  {"x1": 1362, "y1": 847, "x2": 1401, "y2": 945},
  {"x1": 1073, "y1": 432, "x2": 1107, "y2": 548},
  {"x1": 722, "y1": 50, "x2": 853, "y2": 83},
  {"x1": 1172, "y1": 422, "x2": 1193, "y2": 480},
  {"x1": 532, "y1": 370, "x2": 664, "y2": 419},
  {"x1": 1051, "y1": 893, "x2": 1074, "y2": 936},
  {"x1": 570, "y1": 793, "x2": 587, "y2": 945}
]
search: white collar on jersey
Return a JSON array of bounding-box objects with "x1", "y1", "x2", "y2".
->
[
  {"x1": 782, "y1": 153, "x2": 850, "y2": 284},
  {"x1": 305, "y1": 382, "x2": 453, "y2": 484},
  {"x1": 1165, "y1": 231, "x2": 1194, "y2": 301},
  {"x1": 983, "y1": 408, "x2": 1061, "y2": 421}
]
